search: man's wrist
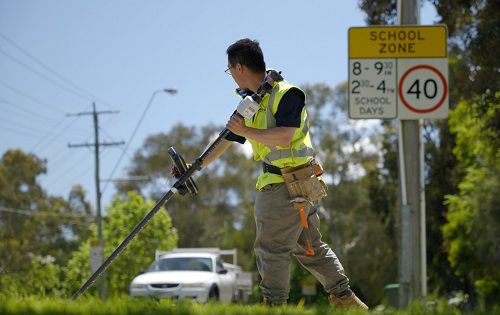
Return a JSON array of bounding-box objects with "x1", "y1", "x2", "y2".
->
[
  {"x1": 231, "y1": 126, "x2": 249, "y2": 138},
  {"x1": 239, "y1": 126, "x2": 253, "y2": 138}
]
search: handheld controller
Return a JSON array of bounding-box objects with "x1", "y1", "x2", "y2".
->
[
  {"x1": 168, "y1": 146, "x2": 198, "y2": 195},
  {"x1": 235, "y1": 69, "x2": 284, "y2": 119}
]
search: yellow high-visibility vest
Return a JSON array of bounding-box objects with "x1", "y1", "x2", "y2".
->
[{"x1": 243, "y1": 80, "x2": 315, "y2": 190}]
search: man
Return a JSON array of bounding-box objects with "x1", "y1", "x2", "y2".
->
[{"x1": 191, "y1": 38, "x2": 368, "y2": 309}]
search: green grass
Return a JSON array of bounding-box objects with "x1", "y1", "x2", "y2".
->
[{"x1": 0, "y1": 296, "x2": 498, "y2": 315}]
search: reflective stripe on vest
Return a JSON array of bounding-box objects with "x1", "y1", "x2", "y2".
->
[{"x1": 260, "y1": 81, "x2": 315, "y2": 164}]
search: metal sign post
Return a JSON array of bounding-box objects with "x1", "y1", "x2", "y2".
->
[{"x1": 397, "y1": 0, "x2": 423, "y2": 308}]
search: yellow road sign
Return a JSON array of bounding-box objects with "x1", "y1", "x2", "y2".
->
[{"x1": 349, "y1": 25, "x2": 447, "y2": 58}]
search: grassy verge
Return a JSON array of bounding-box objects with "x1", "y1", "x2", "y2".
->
[{"x1": 0, "y1": 296, "x2": 497, "y2": 315}]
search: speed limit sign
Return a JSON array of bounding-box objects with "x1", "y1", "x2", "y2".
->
[
  {"x1": 398, "y1": 58, "x2": 448, "y2": 119},
  {"x1": 348, "y1": 25, "x2": 448, "y2": 120}
]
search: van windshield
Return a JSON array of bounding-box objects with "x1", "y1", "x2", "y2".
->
[{"x1": 148, "y1": 257, "x2": 213, "y2": 272}]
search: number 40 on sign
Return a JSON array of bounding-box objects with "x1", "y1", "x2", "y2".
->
[{"x1": 348, "y1": 25, "x2": 449, "y2": 120}]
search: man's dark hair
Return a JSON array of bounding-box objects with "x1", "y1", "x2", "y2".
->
[{"x1": 226, "y1": 38, "x2": 266, "y2": 73}]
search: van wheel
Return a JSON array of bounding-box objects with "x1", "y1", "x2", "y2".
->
[{"x1": 208, "y1": 286, "x2": 219, "y2": 302}]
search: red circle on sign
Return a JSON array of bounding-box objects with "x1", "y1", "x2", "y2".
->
[{"x1": 399, "y1": 64, "x2": 448, "y2": 114}]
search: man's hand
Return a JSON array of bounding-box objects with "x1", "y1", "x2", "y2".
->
[
  {"x1": 170, "y1": 165, "x2": 180, "y2": 178},
  {"x1": 169, "y1": 164, "x2": 195, "y2": 196},
  {"x1": 170, "y1": 163, "x2": 193, "y2": 178},
  {"x1": 226, "y1": 114, "x2": 247, "y2": 136}
]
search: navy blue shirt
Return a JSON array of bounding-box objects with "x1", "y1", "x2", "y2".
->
[{"x1": 225, "y1": 87, "x2": 305, "y2": 144}]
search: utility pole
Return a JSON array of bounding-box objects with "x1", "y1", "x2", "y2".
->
[
  {"x1": 68, "y1": 102, "x2": 124, "y2": 298},
  {"x1": 397, "y1": 0, "x2": 427, "y2": 308}
]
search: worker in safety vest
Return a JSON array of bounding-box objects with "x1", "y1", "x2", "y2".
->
[{"x1": 197, "y1": 38, "x2": 368, "y2": 309}]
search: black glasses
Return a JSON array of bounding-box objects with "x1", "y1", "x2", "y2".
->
[{"x1": 225, "y1": 65, "x2": 233, "y2": 76}]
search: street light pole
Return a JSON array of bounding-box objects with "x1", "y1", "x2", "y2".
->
[{"x1": 100, "y1": 88, "x2": 178, "y2": 196}]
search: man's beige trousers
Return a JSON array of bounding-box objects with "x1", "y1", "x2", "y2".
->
[{"x1": 254, "y1": 182, "x2": 351, "y2": 303}]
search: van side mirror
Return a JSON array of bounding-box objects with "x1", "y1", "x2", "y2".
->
[{"x1": 217, "y1": 269, "x2": 228, "y2": 274}]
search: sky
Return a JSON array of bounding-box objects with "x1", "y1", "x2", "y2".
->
[{"x1": 0, "y1": 0, "x2": 439, "y2": 211}]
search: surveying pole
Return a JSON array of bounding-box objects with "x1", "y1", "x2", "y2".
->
[
  {"x1": 68, "y1": 102, "x2": 124, "y2": 298},
  {"x1": 397, "y1": 0, "x2": 427, "y2": 308}
]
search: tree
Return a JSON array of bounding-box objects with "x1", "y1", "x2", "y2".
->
[
  {"x1": 443, "y1": 92, "x2": 500, "y2": 307},
  {"x1": 0, "y1": 150, "x2": 92, "y2": 285},
  {"x1": 421, "y1": 119, "x2": 467, "y2": 296},
  {"x1": 0, "y1": 149, "x2": 46, "y2": 275},
  {"x1": 424, "y1": 1, "x2": 499, "y2": 303},
  {"x1": 431, "y1": 0, "x2": 500, "y2": 98},
  {"x1": 427, "y1": 4, "x2": 500, "y2": 304},
  {"x1": 0, "y1": 254, "x2": 63, "y2": 297},
  {"x1": 358, "y1": 0, "x2": 397, "y2": 25},
  {"x1": 358, "y1": 0, "x2": 500, "y2": 304},
  {"x1": 64, "y1": 185, "x2": 94, "y2": 256},
  {"x1": 64, "y1": 191, "x2": 178, "y2": 296}
]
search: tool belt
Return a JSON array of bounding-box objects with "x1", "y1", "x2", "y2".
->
[{"x1": 263, "y1": 160, "x2": 328, "y2": 202}]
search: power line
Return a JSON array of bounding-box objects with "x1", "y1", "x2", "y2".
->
[
  {"x1": 0, "y1": 206, "x2": 94, "y2": 219},
  {"x1": 39, "y1": 120, "x2": 96, "y2": 171},
  {"x1": 0, "y1": 206, "x2": 93, "y2": 227},
  {"x1": 31, "y1": 110, "x2": 97, "y2": 153},
  {"x1": 43, "y1": 145, "x2": 82, "y2": 176},
  {"x1": 0, "y1": 32, "x2": 116, "y2": 109},
  {"x1": 0, "y1": 79, "x2": 66, "y2": 114},
  {"x1": 30, "y1": 117, "x2": 79, "y2": 153},
  {"x1": 48, "y1": 149, "x2": 114, "y2": 194},
  {"x1": 0, "y1": 106, "x2": 66, "y2": 134},
  {"x1": 99, "y1": 127, "x2": 119, "y2": 142},
  {"x1": 0, "y1": 47, "x2": 94, "y2": 103},
  {"x1": 101, "y1": 89, "x2": 177, "y2": 194},
  {"x1": 43, "y1": 149, "x2": 102, "y2": 192},
  {"x1": 0, "y1": 97, "x2": 64, "y2": 126},
  {"x1": 0, "y1": 122, "x2": 43, "y2": 139},
  {"x1": 0, "y1": 101, "x2": 88, "y2": 146},
  {"x1": 0, "y1": 118, "x2": 56, "y2": 136},
  {"x1": 100, "y1": 94, "x2": 150, "y2": 129},
  {"x1": 100, "y1": 176, "x2": 151, "y2": 183}
]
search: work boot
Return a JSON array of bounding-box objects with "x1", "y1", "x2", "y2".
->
[{"x1": 329, "y1": 291, "x2": 369, "y2": 310}]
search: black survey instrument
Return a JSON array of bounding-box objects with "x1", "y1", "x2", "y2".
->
[
  {"x1": 72, "y1": 70, "x2": 284, "y2": 299},
  {"x1": 168, "y1": 146, "x2": 198, "y2": 195}
]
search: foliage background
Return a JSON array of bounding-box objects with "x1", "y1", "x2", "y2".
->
[{"x1": 0, "y1": 0, "x2": 498, "y2": 310}]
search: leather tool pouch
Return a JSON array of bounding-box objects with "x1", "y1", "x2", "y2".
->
[{"x1": 281, "y1": 161, "x2": 328, "y2": 202}]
